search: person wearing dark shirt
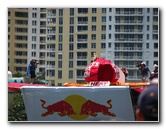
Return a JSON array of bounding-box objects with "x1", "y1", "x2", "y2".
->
[
  {"x1": 139, "y1": 62, "x2": 151, "y2": 82},
  {"x1": 121, "y1": 67, "x2": 128, "y2": 82},
  {"x1": 26, "y1": 59, "x2": 38, "y2": 85},
  {"x1": 153, "y1": 64, "x2": 158, "y2": 78}
]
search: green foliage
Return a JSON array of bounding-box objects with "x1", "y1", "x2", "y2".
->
[
  {"x1": 13, "y1": 72, "x2": 23, "y2": 77},
  {"x1": 8, "y1": 93, "x2": 27, "y2": 121}
]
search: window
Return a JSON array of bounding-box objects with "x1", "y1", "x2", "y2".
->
[
  {"x1": 32, "y1": 36, "x2": 36, "y2": 41},
  {"x1": 69, "y1": 43, "x2": 74, "y2": 50},
  {"x1": 109, "y1": 34, "x2": 111, "y2": 39},
  {"x1": 58, "y1": 70, "x2": 62, "y2": 78},
  {"x1": 32, "y1": 28, "x2": 36, "y2": 33},
  {"x1": 91, "y1": 43, "x2": 96, "y2": 48},
  {"x1": 32, "y1": 13, "x2": 37, "y2": 18},
  {"x1": 59, "y1": 26, "x2": 63, "y2": 33},
  {"x1": 92, "y1": 8, "x2": 96, "y2": 13},
  {"x1": 8, "y1": 19, "x2": 10, "y2": 24},
  {"x1": 31, "y1": 52, "x2": 36, "y2": 57},
  {"x1": 59, "y1": 9, "x2": 63, "y2": 16},
  {"x1": 69, "y1": 70, "x2": 73, "y2": 78},
  {"x1": 69, "y1": 35, "x2": 74, "y2": 42},
  {"x1": 70, "y1": 8, "x2": 74, "y2": 16},
  {"x1": 154, "y1": 52, "x2": 158, "y2": 57},
  {"x1": 91, "y1": 34, "x2": 96, "y2": 40},
  {"x1": 101, "y1": 34, "x2": 106, "y2": 40},
  {"x1": 147, "y1": 8, "x2": 150, "y2": 13},
  {"x1": 70, "y1": 26, "x2": 74, "y2": 33},
  {"x1": 32, "y1": 20, "x2": 37, "y2": 26},
  {"x1": 154, "y1": 43, "x2": 158, "y2": 49},
  {"x1": 58, "y1": 61, "x2": 62, "y2": 68},
  {"x1": 147, "y1": 25, "x2": 149, "y2": 31},
  {"x1": 58, "y1": 54, "x2": 62, "y2": 59},
  {"x1": 59, "y1": 35, "x2": 63, "y2": 42},
  {"x1": 146, "y1": 43, "x2": 149, "y2": 49},
  {"x1": 102, "y1": 8, "x2": 106, "y2": 13},
  {"x1": 101, "y1": 42, "x2": 106, "y2": 48},
  {"x1": 32, "y1": 44, "x2": 36, "y2": 49},
  {"x1": 108, "y1": 42, "x2": 111, "y2": 48},
  {"x1": 92, "y1": 25, "x2": 96, "y2": 31},
  {"x1": 109, "y1": 8, "x2": 112, "y2": 12},
  {"x1": 69, "y1": 61, "x2": 73, "y2": 68},
  {"x1": 70, "y1": 17, "x2": 74, "y2": 24},
  {"x1": 147, "y1": 34, "x2": 149, "y2": 40},
  {"x1": 147, "y1": 16, "x2": 150, "y2": 22},
  {"x1": 109, "y1": 16, "x2": 112, "y2": 21},
  {"x1": 69, "y1": 52, "x2": 73, "y2": 59},
  {"x1": 101, "y1": 25, "x2": 106, "y2": 31},
  {"x1": 92, "y1": 17, "x2": 96, "y2": 22},
  {"x1": 8, "y1": 27, "x2": 10, "y2": 32},
  {"x1": 58, "y1": 43, "x2": 62, "y2": 51},
  {"x1": 8, "y1": 11, "x2": 11, "y2": 16},
  {"x1": 59, "y1": 17, "x2": 63, "y2": 25},
  {"x1": 102, "y1": 16, "x2": 106, "y2": 22},
  {"x1": 109, "y1": 25, "x2": 111, "y2": 30}
]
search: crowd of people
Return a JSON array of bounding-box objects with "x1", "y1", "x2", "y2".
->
[{"x1": 121, "y1": 62, "x2": 158, "y2": 82}]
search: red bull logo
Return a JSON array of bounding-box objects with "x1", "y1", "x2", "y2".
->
[{"x1": 40, "y1": 95, "x2": 116, "y2": 120}]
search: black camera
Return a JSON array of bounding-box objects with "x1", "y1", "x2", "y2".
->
[
  {"x1": 136, "y1": 63, "x2": 142, "y2": 70},
  {"x1": 31, "y1": 59, "x2": 39, "y2": 65}
]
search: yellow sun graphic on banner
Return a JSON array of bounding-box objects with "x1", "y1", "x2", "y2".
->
[{"x1": 65, "y1": 94, "x2": 88, "y2": 120}]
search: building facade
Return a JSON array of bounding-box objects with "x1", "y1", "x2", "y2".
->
[{"x1": 8, "y1": 8, "x2": 159, "y2": 85}]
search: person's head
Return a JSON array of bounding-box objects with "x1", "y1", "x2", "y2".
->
[
  {"x1": 30, "y1": 59, "x2": 36, "y2": 65},
  {"x1": 153, "y1": 64, "x2": 158, "y2": 69},
  {"x1": 141, "y1": 62, "x2": 146, "y2": 67},
  {"x1": 136, "y1": 83, "x2": 158, "y2": 121}
]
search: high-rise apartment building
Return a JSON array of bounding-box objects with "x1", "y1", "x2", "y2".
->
[{"x1": 8, "y1": 8, "x2": 159, "y2": 85}]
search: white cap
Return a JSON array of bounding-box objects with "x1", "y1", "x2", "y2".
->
[
  {"x1": 141, "y1": 62, "x2": 146, "y2": 65},
  {"x1": 153, "y1": 64, "x2": 158, "y2": 68}
]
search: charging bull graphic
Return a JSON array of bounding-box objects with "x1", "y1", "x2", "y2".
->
[
  {"x1": 40, "y1": 99, "x2": 76, "y2": 117},
  {"x1": 79, "y1": 99, "x2": 116, "y2": 117}
]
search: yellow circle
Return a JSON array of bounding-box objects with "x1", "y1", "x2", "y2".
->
[{"x1": 65, "y1": 94, "x2": 89, "y2": 120}]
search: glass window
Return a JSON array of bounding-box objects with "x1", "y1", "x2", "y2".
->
[
  {"x1": 59, "y1": 9, "x2": 63, "y2": 16},
  {"x1": 70, "y1": 26, "x2": 74, "y2": 33},
  {"x1": 154, "y1": 43, "x2": 158, "y2": 49},
  {"x1": 69, "y1": 52, "x2": 73, "y2": 59},
  {"x1": 109, "y1": 8, "x2": 112, "y2": 12},
  {"x1": 101, "y1": 34, "x2": 106, "y2": 40},
  {"x1": 69, "y1": 70, "x2": 73, "y2": 78},
  {"x1": 91, "y1": 43, "x2": 96, "y2": 48},
  {"x1": 59, "y1": 17, "x2": 63, "y2": 25},
  {"x1": 69, "y1": 43, "x2": 74, "y2": 50},
  {"x1": 69, "y1": 35, "x2": 74, "y2": 42},
  {"x1": 102, "y1": 25, "x2": 106, "y2": 31},
  {"x1": 58, "y1": 70, "x2": 62, "y2": 78},
  {"x1": 92, "y1": 17, "x2": 96, "y2": 22},
  {"x1": 109, "y1": 25, "x2": 111, "y2": 30},
  {"x1": 108, "y1": 42, "x2": 111, "y2": 48},
  {"x1": 146, "y1": 43, "x2": 149, "y2": 49},
  {"x1": 101, "y1": 42, "x2": 106, "y2": 48},
  {"x1": 147, "y1": 25, "x2": 149, "y2": 31},
  {"x1": 69, "y1": 61, "x2": 73, "y2": 68},
  {"x1": 147, "y1": 34, "x2": 149, "y2": 40},
  {"x1": 102, "y1": 16, "x2": 106, "y2": 22},
  {"x1": 109, "y1": 16, "x2": 112, "y2": 21},
  {"x1": 58, "y1": 61, "x2": 62, "y2": 68},
  {"x1": 154, "y1": 52, "x2": 158, "y2": 57},
  {"x1": 8, "y1": 19, "x2": 10, "y2": 24},
  {"x1": 102, "y1": 8, "x2": 106, "y2": 13},
  {"x1": 58, "y1": 43, "x2": 62, "y2": 51},
  {"x1": 32, "y1": 13, "x2": 37, "y2": 18},
  {"x1": 59, "y1": 26, "x2": 63, "y2": 33},
  {"x1": 70, "y1": 17, "x2": 74, "y2": 24},
  {"x1": 147, "y1": 8, "x2": 150, "y2": 13},
  {"x1": 70, "y1": 8, "x2": 74, "y2": 16},
  {"x1": 59, "y1": 35, "x2": 63, "y2": 42},
  {"x1": 92, "y1": 25, "x2": 96, "y2": 31},
  {"x1": 92, "y1": 8, "x2": 96, "y2": 13},
  {"x1": 91, "y1": 34, "x2": 96, "y2": 40},
  {"x1": 147, "y1": 16, "x2": 150, "y2": 22}
]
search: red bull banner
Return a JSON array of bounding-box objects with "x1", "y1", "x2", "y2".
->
[{"x1": 21, "y1": 86, "x2": 135, "y2": 121}]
